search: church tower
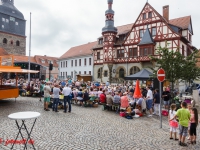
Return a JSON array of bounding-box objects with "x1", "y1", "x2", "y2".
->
[
  {"x1": 0, "y1": 0, "x2": 26, "y2": 55},
  {"x1": 102, "y1": 0, "x2": 117, "y2": 82}
]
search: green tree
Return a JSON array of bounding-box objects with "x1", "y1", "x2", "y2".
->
[
  {"x1": 150, "y1": 46, "x2": 184, "y2": 91},
  {"x1": 181, "y1": 50, "x2": 200, "y2": 85}
]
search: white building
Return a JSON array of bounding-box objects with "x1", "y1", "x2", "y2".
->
[{"x1": 59, "y1": 42, "x2": 96, "y2": 81}]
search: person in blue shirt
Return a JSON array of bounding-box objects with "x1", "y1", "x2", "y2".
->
[{"x1": 61, "y1": 80, "x2": 66, "y2": 88}]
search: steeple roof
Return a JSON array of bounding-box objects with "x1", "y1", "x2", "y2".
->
[
  {"x1": 138, "y1": 26, "x2": 154, "y2": 45},
  {"x1": 0, "y1": 0, "x2": 24, "y2": 20}
]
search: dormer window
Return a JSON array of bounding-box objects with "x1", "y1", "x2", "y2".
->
[
  {"x1": 98, "y1": 38, "x2": 103, "y2": 45},
  {"x1": 41, "y1": 59, "x2": 45, "y2": 63},
  {"x1": 119, "y1": 35, "x2": 125, "y2": 41}
]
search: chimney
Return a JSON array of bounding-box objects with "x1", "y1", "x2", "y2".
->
[{"x1": 163, "y1": 5, "x2": 169, "y2": 22}]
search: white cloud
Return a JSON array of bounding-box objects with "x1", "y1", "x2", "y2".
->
[{"x1": 14, "y1": 0, "x2": 200, "y2": 57}]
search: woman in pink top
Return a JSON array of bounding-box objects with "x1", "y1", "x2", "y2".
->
[
  {"x1": 120, "y1": 92, "x2": 129, "y2": 108},
  {"x1": 189, "y1": 107, "x2": 198, "y2": 144}
]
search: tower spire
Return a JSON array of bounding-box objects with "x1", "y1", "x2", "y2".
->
[{"x1": 102, "y1": 0, "x2": 117, "y2": 33}]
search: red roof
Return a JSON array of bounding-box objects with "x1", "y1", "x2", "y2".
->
[
  {"x1": 13, "y1": 55, "x2": 59, "y2": 67},
  {"x1": 60, "y1": 41, "x2": 97, "y2": 59},
  {"x1": 169, "y1": 16, "x2": 191, "y2": 29},
  {"x1": 116, "y1": 23, "x2": 133, "y2": 35}
]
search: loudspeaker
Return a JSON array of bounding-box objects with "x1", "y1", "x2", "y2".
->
[{"x1": 49, "y1": 63, "x2": 53, "y2": 70}]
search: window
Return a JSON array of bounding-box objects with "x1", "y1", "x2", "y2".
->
[
  {"x1": 98, "y1": 38, "x2": 103, "y2": 45},
  {"x1": 84, "y1": 71, "x2": 86, "y2": 74},
  {"x1": 15, "y1": 22, "x2": 18, "y2": 25},
  {"x1": 79, "y1": 59, "x2": 81, "y2": 66},
  {"x1": 187, "y1": 48, "x2": 191, "y2": 56},
  {"x1": 11, "y1": 40, "x2": 13, "y2": 45},
  {"x1": 3, "y1": 38, "x2": 7, "y2": 44},
  {"x1": 2, "y1": 25, "x2": 4, "y2": 29},
  {"x1": 61, "y1": 72, "x2": 62, "y2": 77},
  {"x1": 6, "y1": 19, "x2": 9, "y2": 23},
  {"x1": 89, "y1": 58, "x2": 91, "y2": 65},
  {"x1": 75, "y1": 60, "x2": 77, "y2": 66},
  {"x1": 143, "y1": 13, "x2": 146, "y2": 20},
  {"x1": 66, "y1": 61, "x2": 67, "y2": 67},
  {"x1": 84, "y1": 58, "x2": 87, "y2": 66},
  {"x1": 2, "y1": 18, "x2": 5, "y2": 22},
  {"x1": 139, "y1": 30, "x2": 144, "y2": 38},
  {"x1": 140, "y1": 47, "x2": 152, "y2": 56},
  {"x1": 98, "y1": 67, "x2": 103, "y2": 78},
  {"x1": 16, "y1": 40, "x2": 20, "y2": 46},
  {"x1": 118, "y1": 35, "x2": 125, "y2": 41},
  {"x1": 104, "y1": 70, "x2": 108, "y2": 77},
  {"x1": 97, "y1": 52, "x2": 100, "y2": 60},
  {"x1": 66, "y1": 72, "x2": 67, "y2": 77},
  {"x1": 152, "y1": 27, "x2": 156, "y2": 36},
  {"x1": 117, "y1": 49, "x2": 124, "y2": 58},
  {"x1": 71, "y1": 72, "x2": 73, "y2": 78},
  {"x1": 71, "y1": 60, "x2": 73, "y2": 67},
  {"x1": 148, "y1": 12, "x2": 152, "y2": 18},
  {"x1": 129, "y1": 48, "x2": 137, "y2": 58},
  {"x1": 182, "y1": 45, "x2": 185, "y2": 56},
  {"x1": 89, "y1": 71, "x2": 91, "y2": 75},
  {"x1": 79, "y1": 71, "x2": 81, "y2": 74},
  {"x1": 104, "y1": 37, "x2": 108, "y2": 42},
  {"x1": 130, "y1": 66, "x2": 140, "y2": 75},
  {"x1": 63, "y1": 61, "x2": 65, "y2": 68},
  {"x1": 9, "y1": 17, "x2": 15, "y2": 21},
  {"x1": 189, "y1": 34, "x2": 192, "y2": 42},
  {"x1": 61, "y1": 62, "x2": 62, "y2": 67}
]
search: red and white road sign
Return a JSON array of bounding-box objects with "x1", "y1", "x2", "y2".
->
[{"x1": 157, "y1": 68, "x2": 165, "y2": 82}]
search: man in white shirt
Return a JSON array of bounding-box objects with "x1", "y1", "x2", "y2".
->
[
  {"x1": 62, "y1": 84, "x2": 72, "y2": 113},
  {"x1": 146, "y1": 87, "x2": 153, "y2": 117}
]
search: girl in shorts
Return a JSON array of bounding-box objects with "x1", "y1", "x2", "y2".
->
[
  {"x1": 168, "y1": 103, "x2": 178, "y2": 140},
  {"x1": 189, "y1": 107, "x2": 198, "y2": 144}
]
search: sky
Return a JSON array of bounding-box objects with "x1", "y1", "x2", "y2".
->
[{"x1": 14, "y1": 0, "x2": 200, "y2": 58}]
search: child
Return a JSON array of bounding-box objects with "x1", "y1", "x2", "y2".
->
[
  {"x1": 186, "y1": 104, "x2": 192, "y2": 140},
  {"x1": 170, "y1": 102, "x2": 190, "y2": 147},
  {"x1": 189, "y1": 107, "x2": 198, "y2": 144},
  {"x1": 168, "y1": 103, "x2": 178, "y2": 140}
]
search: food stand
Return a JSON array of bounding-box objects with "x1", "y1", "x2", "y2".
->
[{"x1": 0, "y1": 55, "x2": 39, "y2": 100}]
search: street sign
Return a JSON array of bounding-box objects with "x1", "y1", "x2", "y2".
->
[{"x1": 157, "y1": 68, "x2": 165, "y2": 82}]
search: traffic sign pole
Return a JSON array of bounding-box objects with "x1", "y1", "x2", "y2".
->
[{"x1": 157, "y1": 68, "x2": 165, "y2": 129}]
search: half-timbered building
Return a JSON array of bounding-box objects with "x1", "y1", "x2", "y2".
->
[{"x1": 92, "y1": 1, "x2": 195, "y2": 83}]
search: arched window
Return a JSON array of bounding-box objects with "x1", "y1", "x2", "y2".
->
[
  {"x1": 16, "y1": 40, "x2": 20, "y2": 46},
  {"x1": 3, "y1": 38, "x2": 7, "y2": 44},
  {"x1": 119, "y1": 68, "x2": 125, "y2": 78},
  {"x1": 130, "y1": 66, "x2": 140, "y2": 75},
  {"x1": 97, "y1": 67, "x2": 103, "y2": 78},
  {"x1": 11, "y1": 40, "x2": 13, "y2": 45}
]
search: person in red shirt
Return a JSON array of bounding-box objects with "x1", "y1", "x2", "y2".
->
[
  {"x1": 99, "y1": 90, "x2": 106, "y2": 103},
  {"x1": 121, "y1": 92, "x2": 129, "y2": 108}
]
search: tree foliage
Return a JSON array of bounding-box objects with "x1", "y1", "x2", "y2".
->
[{"x1": 149, "y1": 45, "x2": 200, "y2": 90}]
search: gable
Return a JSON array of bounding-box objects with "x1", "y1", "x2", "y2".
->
[{"x1": 124, "y1": 3, "x2": 180, "y2": 45}]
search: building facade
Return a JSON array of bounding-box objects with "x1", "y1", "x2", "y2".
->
[
  {"x1": 0, "y1": 0, "x2": 26, "y2": 55},
  {"x1": 59, "y1": 42, "x2": 96, "y2": 81},
  {"x1": 92, "y1": 1, "x2": 195, "y2": 83}
]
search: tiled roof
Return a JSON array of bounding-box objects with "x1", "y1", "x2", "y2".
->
[
  {"x1": 0, "y1": 48, "x2": 8, "y2": 55},
  {"x1": 169, "y1": 16, "x2": 191, "y2": 30},
  {"x1": 138, "y1": 27, "x2": 154, "y2": 45},
  {"x1": 13, "y1": 55, "x2": 59, "y2": 67},
  {"x1": 14, "y1": 55, "x2": 36, "y2": 63},
  {"x1": 116, "y1": 23, "x2": 133, "y2": 35},
  {"x1": 60, "y1": 41, "x2": 97, "y2": 59},
  {"x1": 34, "y1": 55, "x2": 59, "y2": 67}
]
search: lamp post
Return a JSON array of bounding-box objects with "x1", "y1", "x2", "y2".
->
[{"x1": 108, "y1": 63, "x2": 113, "y2": 83}]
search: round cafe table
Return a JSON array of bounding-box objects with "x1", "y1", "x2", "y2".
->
[{"x1": 8, "y1": 111, "x2": 40, "y2": 150}]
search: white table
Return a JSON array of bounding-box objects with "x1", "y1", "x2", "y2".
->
[{"x1": 8, "y1": 111, "x2": 40, "y2": 150}]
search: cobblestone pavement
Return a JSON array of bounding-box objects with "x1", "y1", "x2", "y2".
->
[{"x1": 0, "y1": 97, "x2": 200, "y2": 150}]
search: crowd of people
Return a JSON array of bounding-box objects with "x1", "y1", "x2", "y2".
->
[{"x1": 1, "y1": 78, "x2": 199, "y2": 147}]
